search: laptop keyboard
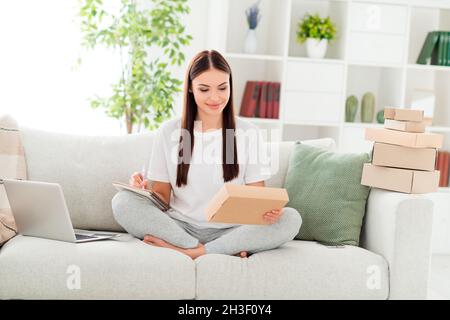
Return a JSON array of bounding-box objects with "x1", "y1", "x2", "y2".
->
[{"x1": 75, "y1": 234, "x2": 97, "y2": 240}]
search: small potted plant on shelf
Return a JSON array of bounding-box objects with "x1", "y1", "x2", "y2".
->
[
  {"x1": 244, "y1": 0, "x2": 262, "y2": 54},
  {"x1": 296, "y1": 13, "x2": 336, "y2": 59}
]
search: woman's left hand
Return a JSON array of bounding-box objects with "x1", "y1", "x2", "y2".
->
[{"x1": 263, "y1": 208, "x2": 283, "y2": 224}]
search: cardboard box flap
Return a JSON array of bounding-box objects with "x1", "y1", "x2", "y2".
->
[
  {"x1": 365, "y1": 127, "x2": 443, "y2": 148},
  {"x1": 384, "y1": 119, "x2": 426, "y2": 133},
  {"x1": 225, "y1": 184, "x2": 289, "y2": 201},
  {"x1": 417, "y1": 133, "x2": 444, "y2": 148},
  {"x1": 204, "y1": 185, "x2": 230, "y2": 220},
  {"x1": 384, "y1": 107, "x2": 424, "y2": 122},
  {"x1": 205, "y1": 184, "x2": 290, "y2": 225}
]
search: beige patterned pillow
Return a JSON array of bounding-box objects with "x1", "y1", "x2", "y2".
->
[{"x1": 0, "y1": 114, "x2": 27, "y2": 246}]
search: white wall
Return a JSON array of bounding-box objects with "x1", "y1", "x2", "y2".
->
[{"x1": 0, "y1": 0, "x2": 210, "y2": 135}]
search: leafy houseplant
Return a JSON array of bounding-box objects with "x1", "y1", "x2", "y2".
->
[
  {"x1": 296, "y1": 13, "x2": 337, "y2": 59},
  {"x1": 78, "y1": 0, "x2": 192, "y2": 134}
]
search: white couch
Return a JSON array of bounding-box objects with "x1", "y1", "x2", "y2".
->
[{"x1": 0, "y1": 127, "x2": 434, "y2": 300}]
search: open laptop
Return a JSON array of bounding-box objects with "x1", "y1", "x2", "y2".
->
[{"x1": 2, "y1": 179, "x2": 117, "y2": 243}]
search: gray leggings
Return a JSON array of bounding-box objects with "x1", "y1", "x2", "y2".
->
[{"x1": 111, "y1": 190, "x2": 302, "y2": 256}]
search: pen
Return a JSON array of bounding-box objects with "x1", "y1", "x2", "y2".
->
[{"x1": 141, "y1": 164, "x2": 148, "y2": 190}]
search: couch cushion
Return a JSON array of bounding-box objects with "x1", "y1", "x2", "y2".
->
[
  {"x1": 284, "y1": 143, "x2": 370, "y2": 246},
  {"x1": 19, "y1": 127, "x2": 154, "y2": 231},
  {"x1": 265, "y1": 138, "x2": 336, "y2": 188},
  {"x1": 195, "y1": 240, "x2": 388, "y2": 299},
  {"x1": 0, "y1": 234, "x2": 195, "y2": 299}
]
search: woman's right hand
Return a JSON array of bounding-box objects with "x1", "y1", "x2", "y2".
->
[{"x1": 129, "y1": 172, "x2": 149, "y2": 190}]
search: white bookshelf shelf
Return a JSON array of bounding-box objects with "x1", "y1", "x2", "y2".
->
[
  {"x1": 348, "y1": 61, "x2": 404, "y2": 69},
  {"x1": 287, "y1": 56, "x2": 345, "y2": 65},
  {"x1": 343, "y1": 122, "x2": 384, "y2": 129},
  {"x1": 240, "y1": 117, "x2": 343, "y2": 128},
  {"x1": 237, "y1": 116, "x2": 281, "y2": 125},
  {"x1": 283, "y1": 121, "x2": 341, "y2": 127},
  {"x1": 225, "y1": 53, "x2": 284, "y2": 61},
  {"x1": 407, "y1": 64, "x2": 450, "y2": 72},
  {"x1": 342, "y1": 123, "x2": 450, "y2": 132},
  {"x1": 426, "y1": 126, "x2": 450, "y2": 133},
  {"x1": 438, "y1": 187, "x2": 450, "y2": 193}
]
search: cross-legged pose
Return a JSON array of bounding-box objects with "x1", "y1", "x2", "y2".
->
[{"x1": 112, "y1": 50, "x2": 302, "y2": 259}]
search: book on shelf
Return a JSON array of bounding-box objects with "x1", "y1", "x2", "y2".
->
[
  {"x1": 267, "y1": 82, "x2": 275, "y2": 119},
  {"x1": 447, "y1": 31, "x2": 450, "y2": 66},
  {"x1": 417, "y1": 31, "x2": 450, "y2": 66},
  {"x1": 267, "y1": 82, "x2": 274, "y2": 119},
  {"x1": 239, "y1": 81, "x2": 261, "y2": 118},
  {"x1": 438, "y1": 31, "x2": 446, "y2": 66},
  {"x1": 442, "y1": 32, "x2": 450, "y2": 66},
  {"x1": 253, "y1": 82, "x2": 261, "y2": 117},
  {"x1": 257, "y1": 81, "x2": 269, "y2": 118},
  {"x1": 443, "y1": 152, "x2": 449, "y2": 187},
  {"x1": 443, "y1": 31, "x2": 449, "y2": 66},
  {"x1": 239, "y1": 81, "x2": 281, "y2": 119},
  {"x1": 417, "y1": 31, "x2": 440, "y2": 65},
  {"x1": 272, "y1": 82, "x2": 281, "y2": 119},
  {"x1": 112, "y1": 181, "x2": 171, "y2": 212},
  {"x1": 436, "y1": 151, "x2": 450, "y2": 187}
]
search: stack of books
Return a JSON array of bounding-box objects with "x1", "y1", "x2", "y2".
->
[
  {"x1": 361, "y1": 107, "x2": 444, "y2": 194},
  {"x1": 417, "y1": 31, "x2": 450, "y2": 66},
  {"x1": 239, "y1": 81, "x2": 281, "y2": 119}
]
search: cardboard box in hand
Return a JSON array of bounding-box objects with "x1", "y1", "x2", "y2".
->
[{"x1": 205, "y1": 184, "x2": 289, "y2": 225}]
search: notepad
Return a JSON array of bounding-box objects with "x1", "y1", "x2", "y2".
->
[{"x1": 112, "y1": 181, "x2": 170, "y2": 212}]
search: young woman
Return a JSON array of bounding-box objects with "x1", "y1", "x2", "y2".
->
[{"x1": 111, "y1": 50, "x2": 302, "y2": 259}]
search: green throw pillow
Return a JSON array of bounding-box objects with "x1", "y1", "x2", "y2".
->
[{"x1": 284, "y1": 142, "x2": 371, "y2": 246}]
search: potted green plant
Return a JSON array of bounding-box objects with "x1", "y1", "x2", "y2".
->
[
  {"x1": 77, "y1": 0, "x2": 192, "y2": 134},
  {"x1": 296, "y1": 13, "x2": 337, "y2": 59}
]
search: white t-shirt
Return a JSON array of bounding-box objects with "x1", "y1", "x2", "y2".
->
[{"x1": 147, "y1": 116, "x2": 271, "y2": 229}]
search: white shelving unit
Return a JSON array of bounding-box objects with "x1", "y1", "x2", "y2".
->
[
  {"x1": 208, "y1": 0, "x2": 450, "y2": 253},
  {"x1": 209, "y1": 0, "x2": 450, "y2": 148}
]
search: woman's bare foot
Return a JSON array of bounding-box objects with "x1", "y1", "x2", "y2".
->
[
  {"x1": 235, "y1": 251, "x2": 248, "y2": 258},
  {"x1": 143, "y1": 235, "x2": 205, "y2": 260}
]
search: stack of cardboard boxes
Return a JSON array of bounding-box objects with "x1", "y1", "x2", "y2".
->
[{"x1": 361, "y1": 107, "x2": 444, "y2": 194}]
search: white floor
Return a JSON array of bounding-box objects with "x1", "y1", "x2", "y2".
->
[{"x1": 428, "y1": 254, "x2": 450, "y2": 300}]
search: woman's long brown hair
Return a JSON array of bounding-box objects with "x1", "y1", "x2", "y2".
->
[{"x1": 176, "y1": 50, "x2": 239, "y2": 187}]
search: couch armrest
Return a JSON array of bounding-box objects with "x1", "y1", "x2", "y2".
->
[{"x1": 360, "y1": 188, "x2": 434, "y2": 300}]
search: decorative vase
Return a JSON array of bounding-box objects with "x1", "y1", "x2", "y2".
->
[
  {"x1": 244, "y1": 29, "x2": 257, "y2": 54},
  {"x1": 306, "y1": 38, "x2": 328, "y2": 59},
  {"x1": 345, "y1": 95, "x2": 358, "y2": 122},
  {"x1": 376, "y1": 110, "x2": 385, "y2": 124},
  {"x1": 361, "y1": 92, "x2": 376, "y2": 123}
]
